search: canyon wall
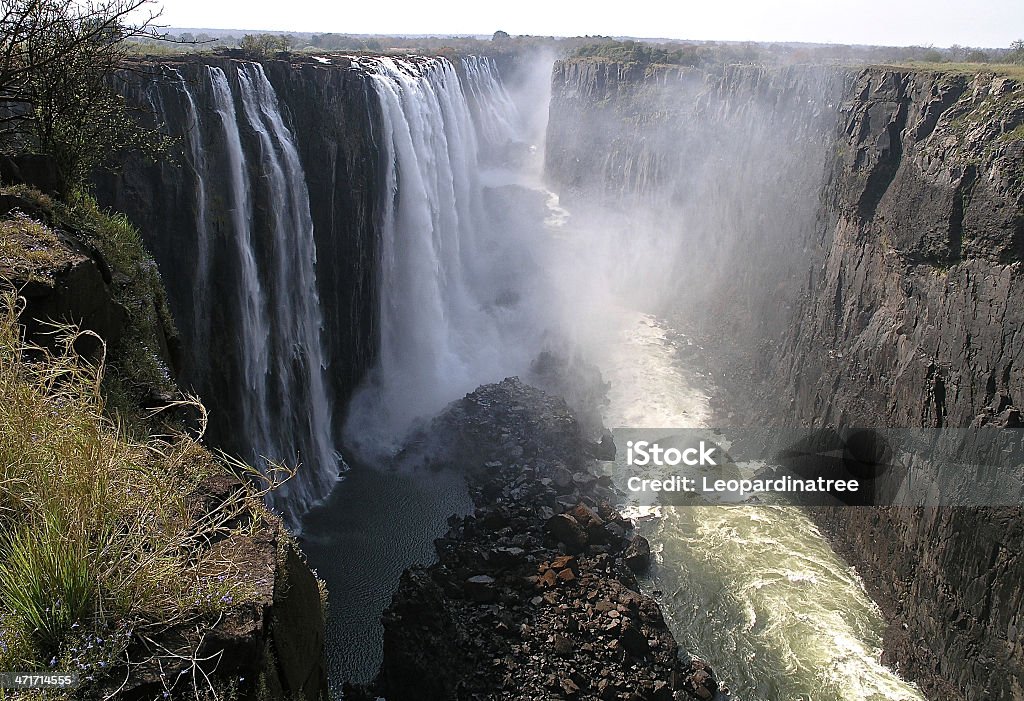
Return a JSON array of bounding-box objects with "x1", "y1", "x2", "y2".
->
[
  {"x1": 546, "y1": 58, "x2": 1024, "y2": 700},
  {"x1": 779, "y1": 68, "x2": 1024, "y2": 701},
  {"x1": 96, "y1": 56, "x2": 381, "y2": 517}
]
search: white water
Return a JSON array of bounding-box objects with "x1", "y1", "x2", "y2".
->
[
  {"x1": 171, "y1": 67, "x2": 212, "y2": 368},
  {"x1": 595, "y1": 312, "x2": 927, "y2": 701},
  {"x1": 235, "y1": 63, "x2": 338, "y2": 511},
  {"x1": 171, "y1": 64, "x2": 341, "y2": 523},
  {"x1": 207, "y1": 66, "x2": 272, "y2": 449},
  {"x1": 344, "y1": 56, "x2": 548, "y2": 453}
]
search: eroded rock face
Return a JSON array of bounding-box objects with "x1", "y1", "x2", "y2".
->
[
  {"x1": 0, "y1": 194, "x2": 127, "y2": 360},
  {"x1": 373, "y1": 378, "x2": 726, "y2": 701},
  {"x1": 546, "y1": 60, "x2": 1024, "y2": 699}
]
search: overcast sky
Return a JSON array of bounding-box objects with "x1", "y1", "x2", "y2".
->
[{"x1": 157, "y1": 0, "x2": 1023, "y2": 48}]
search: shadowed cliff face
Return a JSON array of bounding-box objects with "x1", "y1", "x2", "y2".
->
[
  {"x1": 546, "y1": 59, "x2": 1024, "y2": 700},
  {"x1": 776, "y1": 70, "x2": 1024, "y2": 701},
  {"x1": 96, "y1": 56, "x2": 382, "y2": 520}
]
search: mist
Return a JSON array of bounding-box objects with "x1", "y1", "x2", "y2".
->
[{"x1": 341, "y1": 50, "x2": 845, "y2": 462}]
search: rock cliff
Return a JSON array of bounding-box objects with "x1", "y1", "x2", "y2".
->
[
  {"x1": 546, "y1": 58, "x2": 1024, "y2": 700},
  {"x1": 95, "y1": 55, "x2": 381, "y2": 456},
  {"x1": 772, "y1": 69, "x2": 1024, "y2": 701}
]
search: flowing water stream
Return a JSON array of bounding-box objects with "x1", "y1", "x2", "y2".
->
[{"x1": 594, "y1": 311, "x2": 926, "y2": 701}]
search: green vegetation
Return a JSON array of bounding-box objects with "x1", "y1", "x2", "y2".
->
[
  {"x1": 1010, "y1": 39, "x2": 1024, "y2": 64},
  {"x1": 0, "y1": 185, "x2": 177, "y2": 421},
  {"x1": 570, "y1": 40, "x2": 706, "y2": 67},
  {"x1": 0, "y1": 0, "x2": 172, "y2": 197},
  {"x1": 239, "y1": 32, "x2": 294, "y2": 57},
  {"x1": 0, "y1": 286, "x2": 286, "y2": 696}
]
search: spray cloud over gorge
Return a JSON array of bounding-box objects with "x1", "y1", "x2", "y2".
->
[{"x1": 346, "y1": 58, "x2": 846, "y2": 451}]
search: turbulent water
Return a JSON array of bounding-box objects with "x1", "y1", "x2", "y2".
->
[
  {"x1": 595, "y1": 312, "x2": 926, "y2": 701},
  {"x1": 343, "y1": 56, "x2": 548, "y2": 453},
  {"x1": 160, "y1": 64, "x2": 341, "y2": 523}
]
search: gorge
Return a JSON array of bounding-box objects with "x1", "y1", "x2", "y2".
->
[{"x1": 90, "y1": 50, "x2": 1024, "y2": 701}]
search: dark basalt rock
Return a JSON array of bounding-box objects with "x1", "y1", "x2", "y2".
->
[
  {"x1": 372, "y1": 377, "x2": 726, "y2": 700},
  {"x1": 623, "y1": 535, "x2": 652, "y2": 574}
]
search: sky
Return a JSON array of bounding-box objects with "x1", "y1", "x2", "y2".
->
[{"x1": 156, "y1": 0, "x2": 1024, "y2": 48}]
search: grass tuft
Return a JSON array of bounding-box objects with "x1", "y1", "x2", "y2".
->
[{"x1": 0, "y1": 288, "x2": 290, "y2": 694}]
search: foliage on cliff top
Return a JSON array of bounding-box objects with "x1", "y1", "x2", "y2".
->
[
  {"x1": 569, "y1": 40, "x2": 706, "y2": 67},
  {"x1": 0, "y1": 184, "x2": 178, "y2": 425},
  {"x1": 0, "y1": 0, "x2": 173, "y2": 197},
  {"x1": 0, "y1": 288, "x2": 288, "y2": 697},
  {"x1": 871, "y1": 62, "x2": 1024, "y2": 81}
]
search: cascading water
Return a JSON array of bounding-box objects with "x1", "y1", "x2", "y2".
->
[
  {"x1": 460, "y1": 55, "x2": 525, "y2": 161},
  {"x1": 158, "y1": 63, "x2": 341, "y2": 525},
  {"x1": 234, "y1": 62, "x2": 338, "y2": 512},
  {"x1": 343, "y1": 56, "x2": 548, "y2": 454}
]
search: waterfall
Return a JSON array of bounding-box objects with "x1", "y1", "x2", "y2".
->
[
  {"x1": 344, "y1": 56, "x2": 546, "y2": 453},
  {"x1": 234, "y1": 62, "x2": 337, "y2": 514},
  {"x1": 460, "y1": 56, "x2": 523, "y2": 160},
  {"x1": 167, "y1": 67, "x2": 213, "y2": 383},
  {"x1": 161, "y1": 63, "x2": 341, "y2": 525}
]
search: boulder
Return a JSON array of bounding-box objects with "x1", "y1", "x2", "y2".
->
[
  {"x1": 623, "y1": 535, "x2": 652, "y2": 573},
  {"x1": 465, "y1": 575, "x2": 498, "y2": 603},
  {"x1": 545, "y1": 513, "x2": 588, "y2": 552}
]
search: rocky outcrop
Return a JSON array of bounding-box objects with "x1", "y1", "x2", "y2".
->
[
  {"x1": 109, "y1": 492, "x2": 328, "y2": 701},
  {"x1": 371, "y1": 378, "x2": 727, "y2": 701},
  {"x1": 0, "y1": 191, "x2": 126, "y2": 359}
]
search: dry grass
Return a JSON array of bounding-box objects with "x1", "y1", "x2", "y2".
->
[
  {"x1": 0, "y1": 214, "x2": 78, "y2": 282},
  {"x1": 869, "y1": 62, "x2": 1024, "y2": 81},
  {"x1": 0, "y1": 289, "x2": 289, "y2": 695}
]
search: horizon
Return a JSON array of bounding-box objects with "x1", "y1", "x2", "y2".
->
[{"x1": 154, "y1": 0, "x2": 1024, "y2": 50}]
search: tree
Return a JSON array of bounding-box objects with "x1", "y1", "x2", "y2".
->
[
  {"x1": 0, "y1": 0, "x2": 169, "y2": 196},
  {"x1": 492, "y1": 30, "x2": 510, "y2": 42},
  {"x1": 239, "y1": 32, "x2": 292, "y2": 57},
  {"x1": 1009, "y1": 39, "x2": 1024, "y2": 64}
]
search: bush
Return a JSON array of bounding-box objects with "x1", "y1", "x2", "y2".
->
[
  {"x1": 239, "y1": 33, "x2": 293, "y2": 56},
  {"x1": 570, "y1": 40, "x2": 705, "y2": 67}
]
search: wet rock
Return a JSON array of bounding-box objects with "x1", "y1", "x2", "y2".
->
[{"x1": 624, "y1": 535, "x2": 652, "y2": 573}]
